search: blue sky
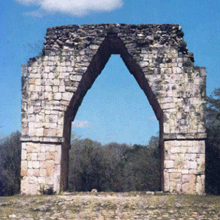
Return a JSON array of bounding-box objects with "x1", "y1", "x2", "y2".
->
[{"x1": 1, "y1": 0, "x2": 220, "y2": 144}]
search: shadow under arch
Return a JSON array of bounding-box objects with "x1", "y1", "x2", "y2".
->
[{"x1": 63, "y1": 32, "x2": 164, "y2": 191}]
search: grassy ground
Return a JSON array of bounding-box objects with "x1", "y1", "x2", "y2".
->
[{"x1": 0, "y1": 192, "x2": 220, "y2": 219}]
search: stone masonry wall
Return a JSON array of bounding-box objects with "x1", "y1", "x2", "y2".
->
[{"x1": 21, "y1": 24, "x2": 206, "y2": 195}]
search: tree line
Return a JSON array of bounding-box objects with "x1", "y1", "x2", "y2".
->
[
  {"x1": 68, "y1": 135, "x2": 160, "y2": 192},
  {"x1": 0, "y1": 88, "x2": 220, "y2": 196}
]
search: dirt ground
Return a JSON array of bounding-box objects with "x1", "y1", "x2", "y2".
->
[{"x1": 1, "y1": 192, "x2": 220, "y2": 219}]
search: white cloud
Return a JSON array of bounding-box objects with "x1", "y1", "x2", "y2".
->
[
  {"x1": 24, "y1": 10, "x2": 45, "y2": 18},
  {"x1": 16, "y1": 0, "x2": 123, "y2": 17},
  {"x1": 72, "y1": 120, "x2": 91, "y2": 128}
]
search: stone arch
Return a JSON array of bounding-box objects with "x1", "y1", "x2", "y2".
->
[{"x1": 21, "y1": 24, "x2": 206, "y2": 195}]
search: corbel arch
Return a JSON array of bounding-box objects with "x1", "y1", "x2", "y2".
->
[{"x1": 21, "y1": 24, "x2": 206, "y2": 195}]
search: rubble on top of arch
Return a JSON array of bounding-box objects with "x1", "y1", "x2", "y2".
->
[{"x1": 42, "y1": 24, "x2": 189, "y2": 54}]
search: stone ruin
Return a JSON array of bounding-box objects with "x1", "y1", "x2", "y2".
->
[{"x1": 21, "y1": 24, "x2": 206, "y2": 195}]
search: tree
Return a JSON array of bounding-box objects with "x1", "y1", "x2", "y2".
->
[
  {"x1": 68, "y1": 134, "x2": 160, "y2": 192},
  {"x1": 0, "y1": 131, "x2": 21, "y2": 196},
  {"x1": 206, "y1": 88, "x2": 220, "y2": 194},
  {"x1": 68, "y1": 137, "x2": 103, "y2": 191},
  {"x1": 120, "y1": 135, "x2": 160, "y2": 192}
]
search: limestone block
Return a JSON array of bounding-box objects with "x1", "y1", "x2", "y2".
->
[
  {"x1": 27, "y1": 168, "x2": 34, "y2": 176},
  {"x1": 38, "y1": 153, "x2": 45, "y2": 161},
  {"x1": 90, "y1": 44, "x2": 99, "y2": 50},
  {"x1": 21, "y1": 161, "x2": 28, "y2": 176},
  {"x1": 174, "y1": 156, "x2": 188, "y2": 169},
  {"x1": 62, "y1": 92, "x2": 73, "y2": 101},
  {"x1": 45, "y1": 66, "x2": 50, "y2": 72},
  {"x1": 44, "y1": 127, "x2": 57, "y2": 137},
  {"x1": 32, "y1": 74, "x2": 41, "y2": 79},
  {"x1": 28, "y1": 106, "x2": 34, "y2": 114},
  {"x1": 67, "y1": 66, "x2": 73, "y2": 72},
  {"x1": 40, "y1": 146, "x2": 46, "y2": 153},
  {"x1": 185, "y1": 153, "x2": 197, "y2": 161},
  {"x1": 54, "y1": 165, "x2": 61, "y2": 193},
  {"x1": 48, "y1": 72, "x2": 54, "y2": 78},
  {"x1": 35, "y1": 79, "x2": 41, "y2": 85},
  {"x1": 46, "y1": 160, "x2": 55, "y2": 176},
  {"x1": 163, "y1": 123, "x2": 170, "y2": 134},
  {"x1": 54, "y1": 92, "x2": 62, "y2": 100},
  {"x1": 21, "y1": 149, "x2": 27, "y2": 160},
  {"x1": 55, "y1": 146, "x2": 62, "y2": 164},
  {"x1": 28, "y1": 153, "x2": 37, "y2": 161},
  {"x1": 36, "y1": 128, "x2": 44, "y2": 137},
  {"x1": 59, "y1": 85, "x2": 65, "y2": 92},
  {"x1": 32, "y1": 67, "x2": 38, "y2": 72},
  {"x1": 45, "y1": 85, "x2": 52, "y2": 92},
  {"x1": 189, "y1": 145, "x2": 199, "y2": 153},
  {"x1": 29, "y1": 176, "x2": 38, "y2": 184},
  {"x1": 160, "y1": 102, "x2": 175, "y2": 109},
  {"x1": 29, "y1": 183, "x2": 39, "y2": 195},
  {"x1": 188, "y1": 169, "x2": 197, "y2": 174},
  {"x1": 198, "y1": 141, "x2": 205, "y2": 153},
  {"x1": 53, "y1": 78, "x2": 59, "y2": 86},
  {"x1": 58, "y1": 115, "x2": 64, "y2": 125},
  {"x1": 43, "y1": 128, "x2": 49, "y2": 136},
  {"x1": 181, "y1": 169, "x2": 189, "y2": 174},
  {"x1": 29, "y1": 128, "x2": 37, "y2": 136},
  {"x1": 38, "y1": 176, "x2": 46, "y2": 184},
  {"x1": 20, "y1": 176, "x2": 30, "y2": 195},
  {"x1": 170, "y1": 146, "x2": 181, "y2": 154},
  {"x1": 29, "y1": 85, "x2": 35, "y2": 91},
  {"x1": 35, "y1": 86, "x2": 41, "y2": 92},
  {"x1": 49, "y1": 145, "x2": 56, "y2": 152},
  {"x1": 21, "y1": 127, "x2": 29, "y2": 136},
  {"x1": 197, "y1": 154, "x2": 205, "y2": 174},
  {"x1": 40, "y1": 169, "x2": 47, "y2": 177},
  {"x1": 33, "y1": 169, "x2": 40, "y2": 177},
  {"x1": 53, "y1": 86, "x2": 59, "y2": 92},
  {"x1": 178, "y1": 62, "x2": 182, "y2": 67},
  {"x1": 28, "y1": 115, "x2": 36, "y2": 122},
  {"x1": 29, "y1": 78, "x2": 35, "y2": 84},
  {"x1": 49, "y1": 115, "x2": 58, "y2": 123},
  {"x1": 172, "y1": 66, "x2": 182, "y2": 74},
  {"x1": 32, "y1": 161, "x2": 40, "y2": 169},
  {"x1": 40, "y1": 161, "x2": 46, "y2": 169},
  {"x1": 188, "y1": 161, "x2": 197, "y2": 169},
  {"x1": 28, "y1": 161, "x2": 33, "y2": 169},
  {"x1": 164, "y1": 160, "x2": 174, "y2": 169},
  {"x1": 57, "y1": 127, "x2": 63, "y2": 137},
  {"x1": 163, "y1": 170, "x2": 169, "y2": 191},
  {"x1": 169, "y1": 173, "x2": 182, "y2": 193},
  {"x1": 70, "y1": 75, "x2": 82, "y2": 81},
  {"x1": 46, "y1": 152, "x2": 55, "y2": 160},
  {"x1": 45, "y1": 176, "x2": 55, "y2": 186},
  {"x1": 182, "y1": 174, "x2": 196, "y2": 194},
  {"x1": 167, "y1": 169, "x2": 183, "y2": 173},
  {"x1": 196, "y1": 175, "x2": 205, "y2": 195}
]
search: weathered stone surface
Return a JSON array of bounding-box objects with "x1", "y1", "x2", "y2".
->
[
  {"x1": 1, "y1": 193, "x2": 220, "y2": 219},
  {"x1": 163, "y1": 140, "x2": 205, "y2": 194},
  {"x1": 21, "y1": 24, "x2": 206, "y2": 195}
]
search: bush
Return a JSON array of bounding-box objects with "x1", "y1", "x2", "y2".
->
[
  {"x1": 0, "y1": 131, "x2": 21, "y2": 196},
  {"x1": 205, "y1": 88, "x2": 220, "y2": 195},
  {"x1": 68, "y1": 135, "x2": 160, "y2": 192}
]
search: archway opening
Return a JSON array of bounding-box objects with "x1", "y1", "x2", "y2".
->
[{"x1": 68, "y1": 55, "x2": 161, "y2": 192}]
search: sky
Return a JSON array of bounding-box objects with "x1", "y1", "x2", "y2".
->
[{"x1": 0, "y1": 0, "x2": 220, "y2": 145}]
